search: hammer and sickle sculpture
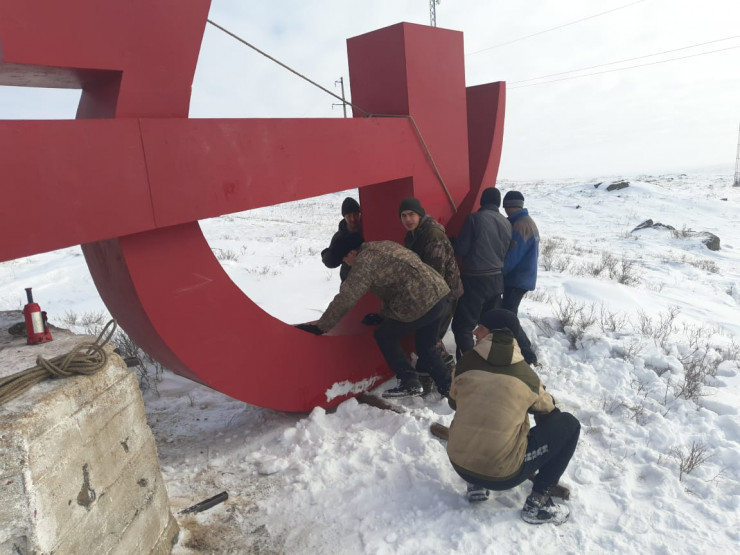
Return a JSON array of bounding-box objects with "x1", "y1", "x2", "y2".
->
[{"x1": 0, "y1": 0, "x2": 505, "y2": 411}]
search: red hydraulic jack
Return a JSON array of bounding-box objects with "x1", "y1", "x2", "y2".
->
[{"x1": 23, "y1": 287, "x2": 53, "y2": 345}]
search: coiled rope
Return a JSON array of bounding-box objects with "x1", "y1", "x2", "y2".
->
[
  {"x1": 206, "y1": 19, "x2": 457, "y2": 213},
  {"x1": 0, "y1": 320, "x2": 118, "y2": 406}
]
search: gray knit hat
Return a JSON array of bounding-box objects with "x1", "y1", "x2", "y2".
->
[
  {"x1": 480, "y1": 187, "x2": 501, "y2": 207},
  {"x1": 503, "y1": 191, "x2": 525, "y2": 209}
]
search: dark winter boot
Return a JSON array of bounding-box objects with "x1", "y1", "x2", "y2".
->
[
  {"x1": 521, "y1": 491, "x2": 570, "y2": 525},
  {"x1": 436, "y1": 377, "x2": 451, "y2": 399},
  {"x1": 466, "y1": 482, "x2": 490, "y2": 503},
  {"x1": 382, "y1": 378, "x2": 423, "y2": 398},
  {"x1": 418, "y1": 372, "x2": 435, "y2": 396}
]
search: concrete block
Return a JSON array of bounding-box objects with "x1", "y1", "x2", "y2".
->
[{"x1": 0, "y1": 312, "x2": 178, "y2": 555}]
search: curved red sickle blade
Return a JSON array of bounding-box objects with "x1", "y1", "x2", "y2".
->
[{"x1": 0, "y1": 1, "x2": 505, "y2": 411}]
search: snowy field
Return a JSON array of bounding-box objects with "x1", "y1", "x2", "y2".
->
[{"x1": 1, "y1": 173, "x2": 739, "y2": 554}]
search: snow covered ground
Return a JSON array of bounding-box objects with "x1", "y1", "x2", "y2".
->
[{"x1": 1, "y1": 173, "x2": 738, "y2": 554}]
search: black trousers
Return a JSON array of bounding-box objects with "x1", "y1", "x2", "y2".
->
[
  {"x1": 475, "y1": 308, "x2": 538, "y2": 365},
  {"x1": 454, "y1": 411, "x2": 580, "y2": 495},
  {"x1": 417, "y1": 297, "x2": 457, "y2": 375},
  {"x1": 451, "y1": 273, "x2": 503, "y2": 359},
  {"x1": 502, "y1": 287, "x2": 528, "y2": 316},
  {"x1": 373, "y1": 296, "x2": 451, "y2": 389}
]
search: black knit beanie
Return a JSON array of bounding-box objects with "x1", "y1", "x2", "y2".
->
[
  {"x1": 479, "y1": 309, "x2": 519, "y2": 333},
  {"x1": 502, "y1": 191, "x2": 525, "y2": 209},
  {"x1": 480, "y1": 187, "x2": 501, "y2": 207},
  {"x1": 341, "y1": 197, "x2": 361, "y2": 216},
  {"x1": 398, "y1": 197, "x2": 426, "y2": 218},
  {"x1": 330, "y1": 232, "x2": 363, "y2": 260}
]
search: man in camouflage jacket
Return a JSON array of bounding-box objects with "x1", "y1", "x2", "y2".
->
[
  {"x1": 311, "y1": 235, "x2": 453, "y2": 398},
  {"x1": 399, "y1": 197, "x2": 462, "y2": 388},
  {"x1": 399, "y1": 198, "x2": 463, "y2": 300}
]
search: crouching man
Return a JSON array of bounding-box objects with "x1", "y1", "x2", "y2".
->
[
  {"x1": 297, "y1": 234, "x2": 453, "y2": 398},
  {"x1": 446, "y1": 311, "x2": 580, "y2": 524}
]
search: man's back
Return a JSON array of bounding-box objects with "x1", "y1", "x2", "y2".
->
[
  {"x1": 454, "y1": 206, "x2": 512, "y2": 275},
  {"x1": 504, "y1": 208, "x2": 539, "y2": 291},
  {"x1": 317, "y1": 240, "x2": 450, "y2": 330},
  {"x1": 451, "y1": 191, "x2": 513, "y2": 358},
  {"x1": 448, "y1": 330, "x2": 553, "y2": 480}
]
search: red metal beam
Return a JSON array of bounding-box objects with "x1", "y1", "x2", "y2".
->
[{"x1": 0, "y1": 1, "x2": 505, "y2": 411}]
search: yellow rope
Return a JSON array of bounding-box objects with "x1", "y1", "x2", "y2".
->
[{"x1": 0, "y1": 320, "x2": 118, "y2": 406}]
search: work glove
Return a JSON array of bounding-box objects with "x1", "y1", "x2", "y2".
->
[
  {"x1": 294, "y1": 323, "x2": 325, "y2": 335},
  {"x1": 361, "y1": 313, "x2": 384, "y2": 326}
]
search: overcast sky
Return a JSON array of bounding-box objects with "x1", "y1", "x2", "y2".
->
[{"x1": 1, "y1": 0, "x2": 738, "y2": 179}]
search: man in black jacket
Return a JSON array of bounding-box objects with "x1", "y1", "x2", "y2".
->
[
  {"x1": 321, "y1": 197, "x2": 364, "y2": 281},
  {"x1": 451, "y1": 187, "x2": 512, "y2": 359}
]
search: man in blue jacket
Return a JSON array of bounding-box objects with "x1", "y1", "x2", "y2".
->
[
  {"x1": 451, "y1": 187, "x2": 512, "y2": 359},
  {"x1": 502, "y1": 191, "x2": 539, "y2": 315}
]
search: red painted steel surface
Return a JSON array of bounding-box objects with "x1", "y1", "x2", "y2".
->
[
  {"x1": 0, "y1": 0, "x2": 208, "y2": 118},
  {"x1": 0, "y1": 1, "x2": 505, "y2": 411},
  {"x1": 450, "y1": 82, "x2": 507, "y2": 237},
  {"x1": 0, "y1": 118, "x2": 426, "y2": 260},
  {"x1": 348, "y1": 24, "x2": 471, "y2": 243}
]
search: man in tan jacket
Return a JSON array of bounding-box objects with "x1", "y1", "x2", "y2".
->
[
  {"x1": 297, "y1": 234, "x2": 453, "y2": 398},
  {"x1": 446, "y1": 310, "x2": 580, "y2": 525}
]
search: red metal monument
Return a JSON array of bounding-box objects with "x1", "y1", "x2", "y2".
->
[{"x1": 0, "y1": 0, "x2": 505, "y2": 411}]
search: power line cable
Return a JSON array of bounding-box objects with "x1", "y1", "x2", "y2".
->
[
  {"x1": 508, "y1": 42, "x2": 740, "y2": 89},
  {"x1": 510, "y1": 35, "x2": 740, "y2": 85},
  {"x1": 204, "y1": 19, "x2": 458, "y2": 212},
  {"x1": 206, "y1": 19, "x2": 371, "y2": 116},
  {"x1": 466, "y1": 0, "x2": 647, "y2": 56}
]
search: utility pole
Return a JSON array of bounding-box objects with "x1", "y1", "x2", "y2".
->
[
  {"x1": 735, "y1": 123, "x2": 740, "y2": 187},
  {"x1": 430, "y1": 0, "x2": 441, "y2": 27},
  {"x1": 332, "y1": 77, "x2": 348, "y2": 118}
]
